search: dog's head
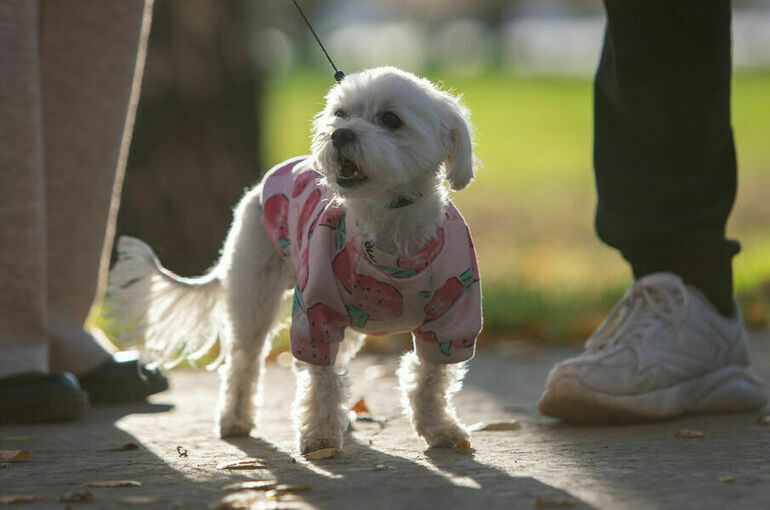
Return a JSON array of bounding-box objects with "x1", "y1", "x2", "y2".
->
[{"x1": 311, "y1": 67, "x2": 477, "y2": 203}]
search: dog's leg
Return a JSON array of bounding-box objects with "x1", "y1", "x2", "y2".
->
[
  {"x1": 216, "y1": 188, "x2": 293, "y2": 438},
  {"x1": 292, "y1": 359, "x2": 352, "y2": 453},
  {"x1": 398, "y1": 351, "x2": 469, "y2": 448}
]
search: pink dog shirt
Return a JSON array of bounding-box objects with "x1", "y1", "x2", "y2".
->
[{"x1": 259, "y1": 157, "x2": 482, "y2": 366}]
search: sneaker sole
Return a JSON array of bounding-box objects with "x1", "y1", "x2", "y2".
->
[{"x1": 538, "y1": 365, "x2": 768, "y2": 424}]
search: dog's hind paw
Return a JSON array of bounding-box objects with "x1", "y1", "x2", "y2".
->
[
  {"x1": 421, "y1": 423, "x2": 469, "y2": 449},
  {"x1": 217, "y1": 415, "x2": 254, "y2": 438},
  {"x1": 299, "y1": 434, "x2": 342, "y2": 454}
]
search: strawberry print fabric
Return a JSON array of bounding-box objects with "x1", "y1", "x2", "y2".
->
[{"x1": 259, "y1": 157, "x2": 482, "y2": 366}]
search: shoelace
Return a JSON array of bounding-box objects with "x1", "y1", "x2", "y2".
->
[{"x1": 585, "y1": 273, "x2": 690, "y2": 351}]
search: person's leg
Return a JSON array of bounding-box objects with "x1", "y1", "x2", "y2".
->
[
  {"x1": 593, "y1": 0, "x2": 738, "y2": 315},
  {"x1": 539, "y1": 0, "x2": 767, "y2": 423},
  {"x1": 0, "y1": 1, "x2": 89, "y2": 424},
  {"x1": 40, "y1": 0, "x2": 152, "y2": 376},
  {"x1": 0, "y1": 0, "x2": 48, "y2": 379}
]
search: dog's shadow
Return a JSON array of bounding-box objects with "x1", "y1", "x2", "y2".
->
[{"x1": 226, "y1": 428, "x2": 596, "y2": 510}]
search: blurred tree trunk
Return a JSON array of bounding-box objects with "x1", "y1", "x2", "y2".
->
[{"x1": 116, "y1": 0, "x2": 263, "y2": 276}]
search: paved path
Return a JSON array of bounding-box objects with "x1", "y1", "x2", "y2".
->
[{"x1": 2, "y1": 335, "x2": 769, "y2": 509}]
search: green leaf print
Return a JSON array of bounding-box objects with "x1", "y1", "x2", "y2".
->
[
  {"x1": 346, "y1": 304, "x2": 369, "y2": 328},
  {"x1": 278, "y1": 237, "x2": 290, "y2": 255},
  {"x1": 292, "y1": 286, "x2": 304, "y2": 316},
  {"x1": 439, "y1": 341, "x2": 452, "y2": 356},
  {"x1": 377, "y1": 265, "x2": 418, "y2": 279},
  {"x1": 335, "y1": 212, "x2": 347, "y2": 250},
  {"x1": 459, "y1": 267, "x2": 473, "y2": 284},
  {"x1": 418, "y1": 290, "x2": 432, "y2": 299}
]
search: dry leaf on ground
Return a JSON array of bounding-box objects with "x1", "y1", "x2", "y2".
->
[
  {"x1": 215, "y1": 491, "x2": 262, "y2": 509},
  {"x1": 59, "y1": 491, "x2": 94, "y2": 503},
  {"x1": 177, "y1": 445, "x2": 188, "y2": 457},
  {"x1": 373, "y1": 464, "x2": 387, "y2": 471},
  {"x1": 273, "y1": 485, "x2": 311, "y2": 493},
  {"x1": 0, "y1": 450, "x2": 30, "y2": 462},
  {"x1": 304, "y1": 448, "x2": 338, "y2": 460},
  {"x1": 718, "y1": 475, "x2": 737, "y2": 483},
  {"x1": 216, "y1": 459, "x2": 268, "y2": 470},
  {"x1": 350, "y1": 398, "x2": 370, "y2": 415},
  {"x1": 0, "y1": 495, "x2": 38, "y2": 505},
  {"x1": 756, "y1": 415, "x2": 770, "y2": 426},
  {"x1": 83, "y1": 480, "x2": 142, "y2": 488},
  {"x1": 468, "y1": 421, "x2": 521, "y2": 432},
  {"x1": 118, "y1": 495, "x2": 160, "y2": 505},
  {"x1": 453, "y1": 439, "x2": 471, "y2": 453},
  {"x1": 104, "y1": 443, "x2": 139, "y2": 452},
  {"x1": 222, "y1": 480, "x2": 277, "y2": 491},
  {"x1": 674, "y1": 428, "x2": 704, "y2": 438},
  {"x1": 266, "y1": 485, "x2": 311, "y2": 502}
]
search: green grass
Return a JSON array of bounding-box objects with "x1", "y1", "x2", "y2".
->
[{"x1": 260, "y1": 70, "x2": 770, "y2": 341}]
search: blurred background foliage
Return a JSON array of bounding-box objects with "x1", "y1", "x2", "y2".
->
[{"x1": 107, "y1": 0, "x2": 770, "y2": 348}]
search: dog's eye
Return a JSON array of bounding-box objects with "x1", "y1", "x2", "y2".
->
[
  {"x1": 380, "y1": 111, "x2": 403, "y2": 130},
  {"x1": 334, "y1": 110, "x2": 347, "y2": 119}
]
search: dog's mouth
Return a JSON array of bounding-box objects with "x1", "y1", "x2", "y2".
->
[{"x1": 335, "y1": 157, "x2": 367, "y2": 188}]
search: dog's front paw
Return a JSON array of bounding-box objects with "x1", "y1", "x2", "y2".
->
[
  {"x1": 299, "y1": 433, "x2": 342, "y2": 454},
  {"x1": 419, "y1": 423, "x2": 469, "y2": 449},
  {"x1": 217, "y1": 414, "x2": 254, "y2": 438}
]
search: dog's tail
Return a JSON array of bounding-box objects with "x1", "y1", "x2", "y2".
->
[{"x1": 106, "y1": 236, "x2": 228, "y2": 369}]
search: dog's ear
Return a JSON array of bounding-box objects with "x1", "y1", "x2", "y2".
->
[{"x1": 439, "y1": 93, "x2": 476, "y2": 191}]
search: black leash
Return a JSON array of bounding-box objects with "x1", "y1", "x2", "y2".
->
[{"x1": 290, "y1": 0, "x2": 345, "y2": 82}]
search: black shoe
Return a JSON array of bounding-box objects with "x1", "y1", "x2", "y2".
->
[
  {"x1": 78, "y1": 358, "x2": 169, "y2": 404},
  {"x1": 0, "y1": 372, "x2": 89, "y2": 424}
]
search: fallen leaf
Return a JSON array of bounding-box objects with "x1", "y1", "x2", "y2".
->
[
  {"x1": 756, "y1": 415, "x2": 770, "y2": 426},
  {"x1": 0, "y1": 450, "x2": 29, "y2": 462},
  {"x1": 0, "y1": 464, "x2": 8, "y2": 469},
  {"x1": 59, "y1": 491, "x2": 94, "y2": 503},
  {"x1": 118, "y1": 496, "x2": 160, "y2": 505},
  {"x1": 453, "y1": 439, "x2": 471, "y2": 453},
  {"x1": 83, "y1": 480, "x2": 142, "y2": 488},
  {"x1": 373, "y1": 464, "x2": 387, "y2": 471},
  {"x1": 216, "y1": 459, "x2": 268, "y2": 470},
  {"x1": 533, "y1": 497, "x2": 577, "y2": 508},
  {"x1": 215, "y1": 491, "x2": 262, "y2": 509},
  {"x1": 222, "y1": 480, "x2": 277, "y2": 491},
  {"x1": 273, "y1": 485, "x2": 311, "y2": 493},
  {"x1": 103, "y1": 443, "x2": 139, "y2": 452},
  {"x1": 674, "y1": 429, "x2": 704, "y2": 438},
  {"x1": 718, "y1": 475, "x2": 737, "y2": 483},
  {"x1": 350, "y1": 398, "x2": 370, "y2": 415},
  {"x1": 265, "y1": 485, "x2": 311, "y2": 502},
  {"x1": 0, "y1": 495, "x2": 38, "y2": 505},
  {"x1": 468, "y1": 421, "x2": 521, "y2": 432},
  {"x1": 304, "y1": 448, "x2": 338, "y2": 460},
  {"x1": 177, "y1": 445, "x2": 188, "y2": 457},
  {"x1": 1, "y1": 436, "x2": 35, "y2": 442}
]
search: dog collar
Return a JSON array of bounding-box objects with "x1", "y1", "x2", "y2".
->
[{"x1": 388, "y1": 192, "x2": 423, "y2": 209}]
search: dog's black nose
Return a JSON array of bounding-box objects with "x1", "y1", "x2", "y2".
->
[{"x1": 331, "y1": 128, "x2": 356, "y2": 148}]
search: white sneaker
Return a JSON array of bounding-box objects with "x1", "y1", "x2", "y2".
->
[{"x1": 538, "y1": 272, "x2": 767, "y2": 423}]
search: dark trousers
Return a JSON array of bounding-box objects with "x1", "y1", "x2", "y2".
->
[{"x1": 594, "y1": 0, "x2": 739, "y2": 315}]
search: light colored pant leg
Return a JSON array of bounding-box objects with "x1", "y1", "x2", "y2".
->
[
  {"x1": 0, "y1": 0, "x2": 48, "y2": 378},
  {"x1": 41, "y1": 0, "x2": 152, "y2": 375}
]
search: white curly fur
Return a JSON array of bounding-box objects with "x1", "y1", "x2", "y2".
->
[{"x1": 106, "y1": 67, "x2": 478, "y2": 452}]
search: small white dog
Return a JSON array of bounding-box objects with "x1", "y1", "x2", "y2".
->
[{"x1": 108, "y1": 67, "x2": 482, "y2": 453}]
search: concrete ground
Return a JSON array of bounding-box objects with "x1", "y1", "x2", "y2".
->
[{"x1": 2, "y1": 334, "x2": 769, "y2": 510}]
